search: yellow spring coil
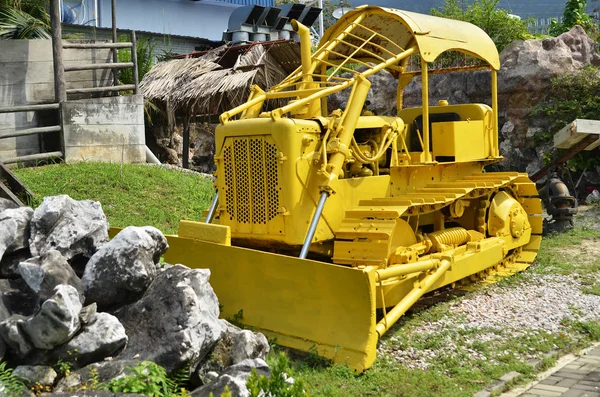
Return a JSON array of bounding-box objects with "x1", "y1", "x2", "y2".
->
[{"x1": 427, "y1": 227, "x2": 470, "y2": 252}]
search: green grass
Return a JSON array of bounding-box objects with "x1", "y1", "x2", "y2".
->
[
  {"x1": 292, "y1": 360, "x2": 469, "y2": 397},
  {"x1": 530, "y1": 223, "x2": 600, "y2": 293},
  {"x1": 12, "y1": 162, "x2": 215, "y2": 234}
]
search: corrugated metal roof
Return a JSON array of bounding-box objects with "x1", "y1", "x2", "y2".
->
[{"x1": 215, "y1": 0, "x2": 274, "y2": 6}]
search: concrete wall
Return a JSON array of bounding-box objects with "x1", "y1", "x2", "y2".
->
[
  {"x1": 62, "y1": 95, "x2": 145, "y2": 163},
  {"x1": 0, "y1": 39, "x2": 111, "y2": 160},
  {"x1": 62, "y1": 25, "x2": 218, "y2": 57},
  {"x1": 97, "y1": 0, "x2": 240, "y2": 41}
]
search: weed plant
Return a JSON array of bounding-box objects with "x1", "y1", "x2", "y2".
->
[{"x1": 0, "y1": 361, "x2": 27, "y2": 395}]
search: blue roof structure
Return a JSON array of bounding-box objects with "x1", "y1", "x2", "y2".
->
[{"x1": 216, "y1": 0, "x2": 274, "y2": 6}]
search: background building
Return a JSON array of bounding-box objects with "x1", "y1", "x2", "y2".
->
[{"x1": 59, "y1": 0, "x2": 274, "y2": 42}]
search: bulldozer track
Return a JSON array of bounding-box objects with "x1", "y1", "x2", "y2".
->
[
  {"x1": 376, "y1": 244, "x2": 533, "y2": 324},
  {"x1": 336, "y1": 171, "x2": 543, "y2": 278}
]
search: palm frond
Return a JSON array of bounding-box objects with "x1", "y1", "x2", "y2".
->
[{"x1": 0, "y1": 6, "x2": 50, "y2": 39}]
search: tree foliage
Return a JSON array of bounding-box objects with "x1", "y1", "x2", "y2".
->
[
  {"x1": 534, "y1": 66, "x2": 600, "y2": 171},
  {"x1": 118, "y1": 33, "x2": 157, "y2": 86},
  {"x1": 431, "y1": 0, "x2": 533, "y2": 53},
  {"x1": 549, "y1": 0, "x2": 597, "y2": 37},
  {"x1": 0, "y1": 0, "x2": 50, "y2": 39}
]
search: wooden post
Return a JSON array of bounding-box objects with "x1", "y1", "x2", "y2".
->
[
  {"x1": 183, "y1": 115, "x2": 190, "y2": 169},
  {"x1": 131, "y1": 30, "x2": 139, "y2": 94},
  {"x1": 111, "y1": 0, "x2": 119, "y2": 89},
  {"x1": 50, "y1": 0, "x2": 66, "y2": 102}
]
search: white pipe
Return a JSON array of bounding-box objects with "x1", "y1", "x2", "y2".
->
[
  {"x1": 95, "y1": 0, "x2": 99, "y2": 27},
  {"x1": 318, "y1": 0, "x2": 324, "y2": 39},
  {"x1": 145, "y1": 146, "x2": 161, "y2": 164},
  {"x1": 299, "y1": 192, "x2": 328, "y2": 259}
]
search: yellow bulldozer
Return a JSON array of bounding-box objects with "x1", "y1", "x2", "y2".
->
[{"x1": 163, "y1": 6, "x2": 542, "y2": 371}]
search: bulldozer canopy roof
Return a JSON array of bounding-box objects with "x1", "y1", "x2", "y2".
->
[{"x1": 319, "y1": 6, "x2": 500, "y2": 70}]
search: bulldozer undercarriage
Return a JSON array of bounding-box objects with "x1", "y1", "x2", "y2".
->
[{"x1": 334, "y1": 171, "x2": 542, "y2": 338}]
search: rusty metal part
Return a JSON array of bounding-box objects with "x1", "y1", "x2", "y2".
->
[{"x1": 539, "y1": 177, "x2": 577, "y2": 234}]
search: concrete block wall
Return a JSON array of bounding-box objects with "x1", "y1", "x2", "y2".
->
[
  {"x1": 62, "y1": 25, "x2": 217, "y2": 57},
  {"x1": 0, "y1": 39, "x2": 111, "y2": 160},
  {"x1": 62, "y1": 95, "x2": 146, "y2": 163}
]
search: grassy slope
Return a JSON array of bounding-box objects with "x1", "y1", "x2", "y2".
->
[
  {"x1": 12, "y1": 163, "x2": 600, "y2": 396},
  {"x1": 13, "y1": 163, "x2": 215, "y2": 234}
]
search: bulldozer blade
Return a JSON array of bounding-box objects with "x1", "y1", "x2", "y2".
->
[{"x1": 163, "y1": 234, "x2": 379, "y2": 372}]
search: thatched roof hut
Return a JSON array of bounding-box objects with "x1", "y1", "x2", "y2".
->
[{"x1": 140, "y1": 40, "x2": 301, "y2": 116}]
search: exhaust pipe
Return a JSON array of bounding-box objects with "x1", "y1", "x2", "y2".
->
[{"x1": 291, "y1": 19, "x2": 312, "y2": 80}]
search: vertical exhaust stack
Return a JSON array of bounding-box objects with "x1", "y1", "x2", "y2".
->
[
  {"x1": 290, "y1": 19, "x2": 322, "y2": 119},
  {"x1": 291, "y1": 20, "x2": 312, "y2": 81}
]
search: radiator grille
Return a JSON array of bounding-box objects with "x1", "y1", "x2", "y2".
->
[{"x1": 223, "y1": 137, "x2": 280, "y2": 225}]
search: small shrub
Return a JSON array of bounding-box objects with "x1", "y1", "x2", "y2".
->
[
  {"x1": 227, "y1": 309, "x2": 244, "y2": 328},
  {"x1": 100, "y1": 361, "x2": 188, "y2": 397},
  {"x1": 55, "y1": 358, "x2": 72, "y2": 377},
  {"x1": 431, "y1": 0, "x2": 534, "y2": 52},
  {"x1": 247, "y1": 352, "x2": 308, "y2": 397},
  {"x1": 532, "y1": 66, "x2": 600, "y2": 172}
]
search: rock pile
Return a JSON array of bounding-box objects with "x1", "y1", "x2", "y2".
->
[{"x1": 0, "y1": 195, "x2": 270, "y2": 396}]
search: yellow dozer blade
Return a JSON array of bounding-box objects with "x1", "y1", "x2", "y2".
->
[{"x1": 164, "y1": 228, "x2": 379, "y2": 372}]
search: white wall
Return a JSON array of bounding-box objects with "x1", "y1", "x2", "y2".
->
[
  {"x1": 62, "y1": 95, "x2": 146, "y2": 164},
  {"x1": 98, "y1": 0, "x2": 238, "y2": 41}
]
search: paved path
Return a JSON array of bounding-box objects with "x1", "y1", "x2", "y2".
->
[{"x1": 519, "y1": 345, "x2": 600, "y2": 397}]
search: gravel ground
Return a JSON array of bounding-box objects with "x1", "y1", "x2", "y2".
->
[
  {"x1": 379, "y1": 207, "x2": 600, "y2": 371},
  {"x1": 454, "y1": 275, "x2": 600, "y2": 333},
  {"x1": 380, "y1": 274, "x2": 600, "y2": 370}
]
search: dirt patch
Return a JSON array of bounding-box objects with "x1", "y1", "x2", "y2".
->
[{"x1": 556, "y1": 238, "x2": 600, "y2": 259}]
